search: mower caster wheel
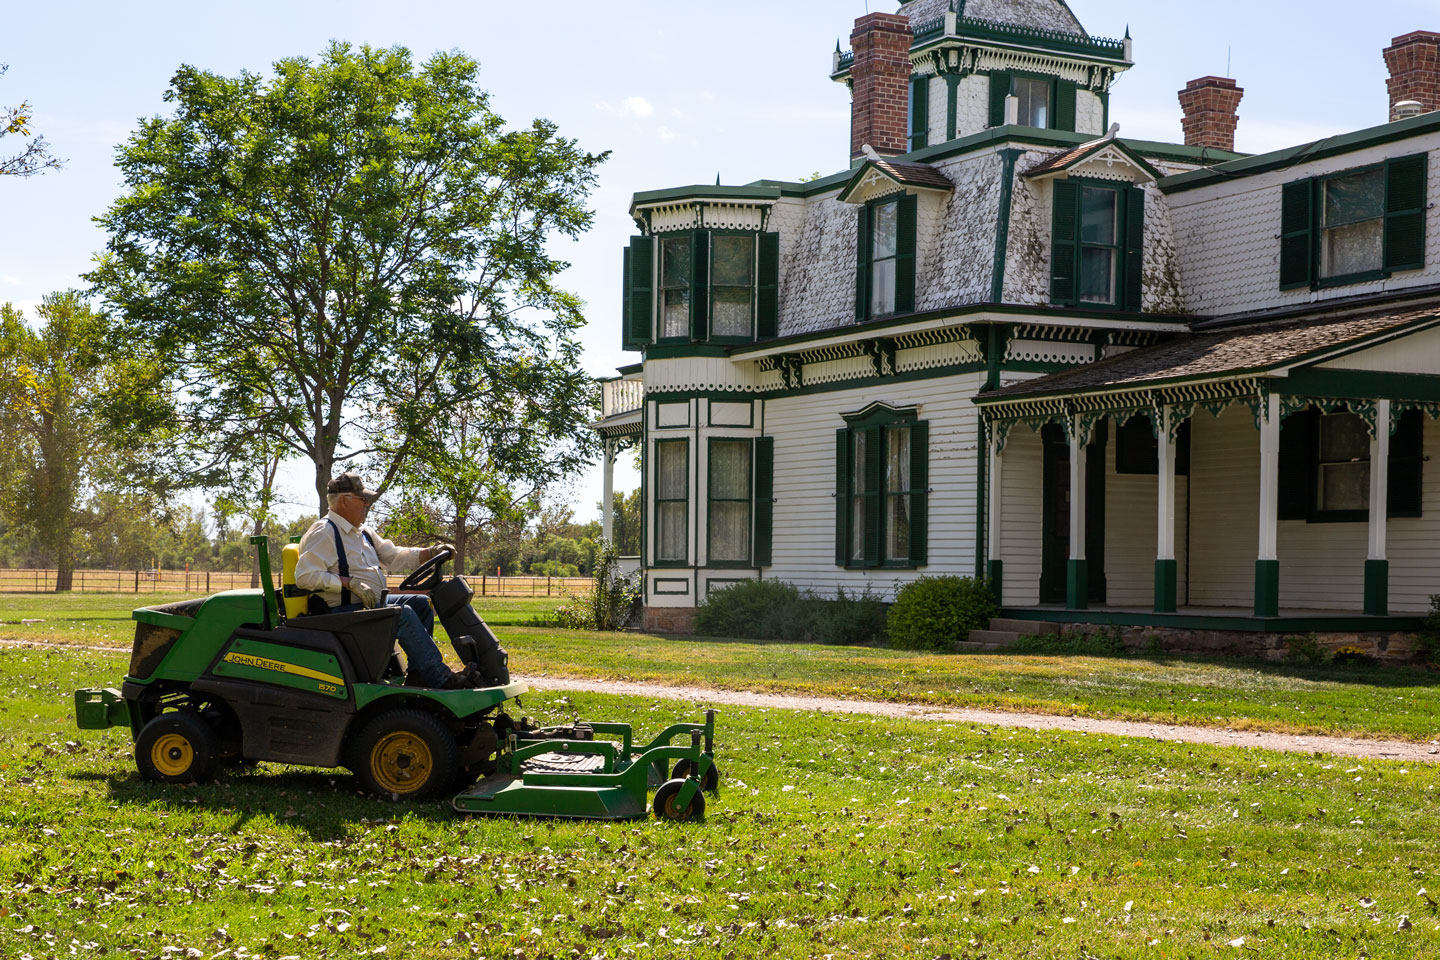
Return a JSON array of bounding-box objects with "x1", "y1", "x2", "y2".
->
[
  {"x1": 350, "y1": 708, "x2": 460, "y2": 802},
  {"x1": 671, "y1": 758, "x2": 720, "y2": 793},
  {"x1": 653, "y1": 778, "x2": 706, "y2": 822},
  {"x1": 135, "y1": 712, "x2": 218, "y2": 785}
]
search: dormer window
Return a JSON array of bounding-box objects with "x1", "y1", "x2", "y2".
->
[
  {"x1": 1319, "y1": 168, "x2": 1384, "y2": 280},
  {"x1": 1012, "y1": 76, "x2": 1051, "y2": 128}
]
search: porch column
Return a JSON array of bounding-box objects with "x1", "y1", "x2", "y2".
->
[
  {"x1": 988, "y1": 430, "x2": 1004, "y2": 602},
  {"x1": 1066, "y1": 416, "x2": 1088, "y2": 610},
  {"x1": 1155, "y1": 407, "x2": 1178, "y2": 613},
  {"x1": 1365, "y1": 399, "x2": 1391, "y2": 616},
  {"x1": 601, "y1": 439, "x2": 616, "y2": 542},
  {"x1": 1255, "y1": 394, "x2": 1281, "y2": 617}
]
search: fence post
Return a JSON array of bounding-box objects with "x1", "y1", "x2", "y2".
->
[
  {"x1": 481, "y1": 574, "x2": 486, "y2": 596},
  {"x1": 547, "y1": 574, "x2": 552, "y2": 596},
  {"x1": 207, "y1": 571, "x2": 211, "y2": 592}
]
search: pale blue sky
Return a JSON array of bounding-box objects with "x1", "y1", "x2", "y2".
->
[{"x1": 2, "y1": 0, "x2": 1437, "y2": 523}]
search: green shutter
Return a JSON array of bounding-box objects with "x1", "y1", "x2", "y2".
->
[
  {"x1": 835, "y1": 429, "x2": 849, "y2": 566},
  {"x1": 1279, "y1": 179, "x2": 1314, "y2": 290},
  {"x1": 1050, "y1": 179, "x2": 1079, "y2": 304},
  {"x1": 908, "y1": 420, "x2": 929, "y2": 567},
  {"x1": 895, "y1": 193, "x2": 917, "y2": 315},
  {"x1": 988, "y1": 71, "x2": 1012, "y2": 127},
  {"x1": 628, "y1": 236, "x2": 653, "y2": 343},
  {"x1": 1384, "y1": 152, "x2": 1428, "y2": 273},
  {"x1": 1388, "y1": 409, "x2": 1424, "y2": 517},
  {"x1": 1054, "y1": 80, "x2": 1077, "y2": 132},
  {"x1": 689, "y1": 228, "x2": 710, "y2": 341},
  {"x1": 863, "y1": 426, "x2": 883, "y2": 567},
  {"x1": 756, "y1": 231, "x2": 779, "y2": 340},
  {"x1": 1277, "y1": 407, "x2": 1315, "y2": 521},
  {"x1": 909, "y1": 76, "x2": 929, "y2": 151},
  {"x1": 1123, "y1": 185, "x2": 1145, "y2": 312},
  {"x1": 753, "y1": 437, "x2": 774, "y2": 566},
  {"x1": 621, "y1": 246, "x2": 635, "y2": 350},
  {"x1": 855, "y1": 206, "x2": 870, "y2": 321}
]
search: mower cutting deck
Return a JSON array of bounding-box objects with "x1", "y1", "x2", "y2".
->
[{"x1": 73, "y1": 536, "x2": 719, "y2": 821}]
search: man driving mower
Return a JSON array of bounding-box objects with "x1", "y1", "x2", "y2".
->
[{"x1": 294, "y1": 472, "x2": 476, "y2": 689}]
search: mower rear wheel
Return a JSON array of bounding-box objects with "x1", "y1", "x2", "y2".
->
[
  {"x1": 350, "y1": 709, "x2": 460, "y2": 801},
  {"x1": 653, "y1": 778, "x2": 706, "y2": 822},
  {"x1": 136, "y1": 712, "x2": 218, "y2": 785},
  {"x1": 671, "y1": 758, "x2": 721, "y2": 793}
]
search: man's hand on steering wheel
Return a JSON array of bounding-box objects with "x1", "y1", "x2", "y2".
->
[
  {"x1": 398, "y1": 544, "x2": 456, "y2": 592},
  {"x1": 422, "y1": 544, "x2": 455, "y2": 563}
]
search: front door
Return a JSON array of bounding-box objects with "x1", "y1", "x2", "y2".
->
[{"x1": 1039, "y1": 422, "x2": 1107, "y2": 604}]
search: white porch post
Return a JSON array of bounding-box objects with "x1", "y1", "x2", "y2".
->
[
  {"x1": 601, "y1": 439, "x2": 616, "y2": 543},
  {"x1": 988, "y1": 429, "x2": 1004, "y2": 602},
  {"x1": 1255, "y1": 393, "x2": 1281, "y2": 617},
  {"x1": 1366, "y1": 399, "x2": 1391, "y2": 615},
  {"x1": 1155, "y1": 407, "x2": 1178, "y2": 613},
  {"x1": 1066, "y1": 416, "x2": 1088, "y2": 610}
]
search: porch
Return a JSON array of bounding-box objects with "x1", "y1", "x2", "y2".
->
[{"x1": 975, "y1": 301, "x2": 1440, "y2": 626}]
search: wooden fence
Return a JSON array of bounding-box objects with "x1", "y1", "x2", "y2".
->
[{"x1": 0, "y1": 568, "x2": 594, "y2": 597}]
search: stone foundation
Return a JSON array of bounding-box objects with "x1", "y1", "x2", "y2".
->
[
  {"x1": 642, "y1": 606, "x2": 697, "y2": 634},
  {"x1": 1061, "y1": 622, "x2": 1425, "y2": 664}
]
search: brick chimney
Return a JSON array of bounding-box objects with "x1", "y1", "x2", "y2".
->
[
  {"x1": 1384, "y1": 31, "x2": 1440, "y2": 119},
  {"x1": 1178, "y1": 76, "x2": 1244, "y2": 152},
  {"x1": 849, "y1": 12, "x2": 913, "y2": 160}
]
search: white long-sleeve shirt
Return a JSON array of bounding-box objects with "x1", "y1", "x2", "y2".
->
[{"x1": 294, "y1": 512, "x2": 425, "y2": 608}]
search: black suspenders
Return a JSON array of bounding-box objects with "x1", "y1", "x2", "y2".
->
[{"x1": 326, "y1": 518, "x2": 374, "y2": 607}]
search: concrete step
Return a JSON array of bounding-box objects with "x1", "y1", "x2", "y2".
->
[
  {"x1": 965, "y1": 629, "x2": 1021, "y2": 647},
  {"x1": 951, "y1": 640, "x2": 1009, "y2": 653},
  {"x1": 988, "y1": 618, "x2": 1060, "y2": 635}
]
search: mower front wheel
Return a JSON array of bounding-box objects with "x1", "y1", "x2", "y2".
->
[
  {"x1": 350, "y1": 709, "x2": 460, "y2": 801},
  {"x1": 671, "y1": 758, "x2": 721, "y2": 793},
  {"x1": 653, "y1": 778, "x2": 706, "y2": 822},
  {"x1": 135, "y1": 712, "x2": 219, "y2": 785}
]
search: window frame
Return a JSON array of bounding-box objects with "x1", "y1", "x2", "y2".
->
[
  {"x1": 707, "y1": 230, "x2": 759, "y2": 344},
  {"x1": 706, "y1": 437, "x2": 754, "y2": 568},
  {"x1": 838, "y1": 406, "x2": 928, "y2": 571},
  {"x1": 1010, "y1": 74, "x2": 1053, "y2": 130},
  {"x1": 656, "y1": 234, "x2": 693, "y2": 343},
  {"x1": 1077, "y1": 183, "x2": 1122, "y2": 307},
  {"x1": 1050, "y1": 177, "x2": 1143, "y2": 312},
  {"x1": 1276, "y1": 406, "x2": 1424, "y2": 524},
  {"x1": 653, "y1": 438, "x2": 690, "y2": 566},
  {"x1": 1315, "y1": 163, "x2": 1388, "y2": 289},
  {"x1": 868, "y1": 197, "x2": 901, "y2": 319}
]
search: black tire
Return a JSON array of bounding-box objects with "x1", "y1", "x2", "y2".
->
[
  {"x1": 671, "y1": 758, "x2": 721, "y2": 793},
  {"x1": 349, "y1": 709, "x2": 460, "y2": 801},
  {"x1": 135, "y1": 712, "x2": 219, "y2": 785},
  {"x1": 653, "y1": 778, "x2": 706, "y2": 822}
]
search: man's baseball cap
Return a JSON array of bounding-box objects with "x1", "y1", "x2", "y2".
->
[{"x1": 327, "y1": 473, "x2": 380, "y2": 501}]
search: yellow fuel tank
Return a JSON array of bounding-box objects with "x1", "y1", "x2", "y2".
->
[{"x1": 281, "y1": 543, "x2": 309, "y2": 619}]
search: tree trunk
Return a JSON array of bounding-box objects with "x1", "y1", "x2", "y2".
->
[{"x1": 454, "y1": 507, "x2": 469, "y2": 575}]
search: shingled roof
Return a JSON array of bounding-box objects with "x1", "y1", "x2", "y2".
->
[
  {"x1": 975, "y1": 304, "x2": 1440, "y2": 404},
  {"x1": 838, "y1": 158, "x2": 954, "y2": 203},
  {"x1": 901, "y1": 0, "x2": 1088, "y2": 38}
]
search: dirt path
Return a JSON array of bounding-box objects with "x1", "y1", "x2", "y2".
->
[
  {"x1": 520, "y1": 674, "x2": 1440, "y2": 765},
  {"x1": 7, "y1": 639, "x2": 1436, "y2": 765}
]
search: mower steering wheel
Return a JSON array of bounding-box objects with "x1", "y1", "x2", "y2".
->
[{"x1": 397, "y1": 546, "x2": 454, "y2": 592}]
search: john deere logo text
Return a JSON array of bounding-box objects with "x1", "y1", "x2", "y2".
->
[{"x1": 222, "y1": 651, "x2": 343, "y2": 688}]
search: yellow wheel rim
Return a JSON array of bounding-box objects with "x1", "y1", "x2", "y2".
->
[
  {"x1": 663, "y1": 791, "x2": 691, "y2": 820},
  {"x1": 151, "y1": 733, "x2": 194, "y2": 777},
  {"x1": 370, "y1": 731, "x2": 433, "y2": 795}
]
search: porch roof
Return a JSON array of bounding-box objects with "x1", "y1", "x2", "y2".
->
[{"x1": 974, "y1": 301, "x2": 1440, "y2": 406}]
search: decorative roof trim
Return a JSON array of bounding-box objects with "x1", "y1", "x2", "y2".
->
[
  {"x1": 839, "y1": 157, "x2": 955, "y2": 204},
  {"x1": 1023, "y1": 131, "x2": 1162, "y2": 184}
]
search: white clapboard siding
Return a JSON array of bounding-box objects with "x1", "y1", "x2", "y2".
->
[
  {"x1": 997, "y1": 424, "x2": 1043, "y2": 606},
  {"x1": 1103, "y1": 435, "x2": 1190, "y2": 608},
  {"x1": 765, "y1": 372, "x2": 985, "y2": 598},
  {"x1": 1382, "y1": 417, "x2": 1440, "y2": 613},
  {"x1": 1186, "y1": 405, "x2": 1260, "y2": 607}
]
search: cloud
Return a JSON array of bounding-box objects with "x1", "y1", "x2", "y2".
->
[
  {"x1": 596, "y1": 97, "x2": 656, "y2": 119},
  {"x1": 657, "y1": 126, "x2": 677, "y2": 142},
  {"x1": 1, "y1": 276, "x2": 19, "y2": 285}
]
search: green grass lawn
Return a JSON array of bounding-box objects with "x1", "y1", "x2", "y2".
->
[
  {"x1": 3, "y1": 592, "x2": 1440, "y2": 742},
  {"x1": 2, "y1": 645, "x2": 1437, "y2": 958}
]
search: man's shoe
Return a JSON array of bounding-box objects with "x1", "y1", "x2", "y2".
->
[{"x1": 404, "y1": 668, "x2": 470, "y2": 689}]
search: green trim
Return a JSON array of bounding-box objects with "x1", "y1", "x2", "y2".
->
[
  {"x1": 616, "y1": 362, "x2": 642, "y2": 376},
  {"x1": 1364, "y1": 559, "x2": 1389, "y2": 616},
  {"x1": 1281, "y1": 368, "x2": 1440, "y2": 402},
  {"x1": 999, "y1": 607, "x2": 1422, "y2": 633},
  {"x1": 1160, "y1": 110, "x2": 1440, "y2": 194},
  {"x1": 1153, "y1": 559, "x2": 1178, "y2": 613},
  {"x1": 1254, "y1": 559, "x2": 1280, "y2": 618},
  {"x1": 705, "y1": 437, "x2": 753, "y2": 567},
  {"x1": 991, "y1": 149, "x2": 1022, "y2": 303},
  {"x1": 653, "y1": 438, "x2": 689, "y2": 567},
  {"x1": 652, "y1": 578, "x2": 690, "y2": 595},
  {"x1": 987, "y1": 559, "x2": 1004, "y2": 604},
  {"x1": 644, "y1": 343, "x2": 733, "y2": 360},
  {"x1": 1066, "y1": 559, "x2": 1089, "y2": 610},
  {"x1": 945, "y1": 74, "x2": 960, "y2": 141},
  {"x1": 706, "y1": 400, "x2": 754, "y2": 427}
]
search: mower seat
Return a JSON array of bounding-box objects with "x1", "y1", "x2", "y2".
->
[{"x1": 293, "y1": 608, "x2": 401, "y2": 683}]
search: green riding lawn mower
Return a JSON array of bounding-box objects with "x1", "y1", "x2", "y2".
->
[{"x1": 73, "y1": 536, "x2": 719, "y2": 821}]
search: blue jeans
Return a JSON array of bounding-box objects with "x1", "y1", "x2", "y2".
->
[{"x1": 384, "y1": 594, "x2": 449, "y2": 686}]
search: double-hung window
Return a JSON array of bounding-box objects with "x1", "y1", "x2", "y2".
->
[
  {"x1": 988, "y1": 71, "x2": 1078, "y2": 132},
  {"x1": 1280, "y1": 153, "x2": 1428, "y2": 290},
  {"x1": 655, "y1": 439, "x2": 688, "y2": 564},
  {"x1": 707, "y1": 439, "x2": 752, "y2": 565},
  {"x1": 658, "y1": 235, "x2": 691, "y2": 340},
  {"x1": 1051, "y1": 178, "x2": 1144, "y2": 311},
  {"x1": 1277, "y1": 407, "x2": 1424, "y2": 522},
  {"x1": 620, "y1": 231, "x2": 780, "y2": 348},
  {"x1": 710, "y1": 234, "x2": 755, "y2": 340},
  {"x1": 1012, "y1": 76, "x2": 1051, "y2": 129},
  {"x1": 835, "y1": 407, "x2": 929, "y2": 569},
  {"x1": 855, "y1": 194, "x2": 917, "y2": 321}
]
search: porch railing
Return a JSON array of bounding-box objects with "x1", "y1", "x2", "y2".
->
[{"x1": 602, "y1": 378, "x2": 644, "y2": 419}]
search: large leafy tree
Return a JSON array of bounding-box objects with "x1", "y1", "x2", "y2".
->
[
  {"x1": 89, "y1": 42, "x2": 607, "y2": 514},
  {"x1": 0, "y1": 294, "x2": 175, "y2": 590},
  {"x1": 1, "y1": 64, "x2": 62, "y2": 177}
]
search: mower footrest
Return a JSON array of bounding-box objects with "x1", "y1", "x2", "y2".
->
[
  {"x1": 522, "y1": 752, "x2": 608, "y2": 776},
  {"x1": 74, "y1": 688, "x2": 130, "y2": 730}
]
